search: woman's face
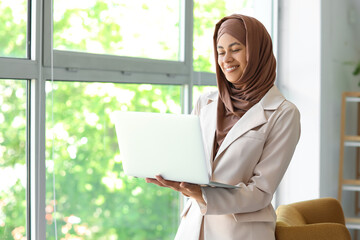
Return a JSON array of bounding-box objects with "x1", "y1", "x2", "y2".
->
[{"x1": 217, "y1": 33, "x2": 247, "y2": 84}]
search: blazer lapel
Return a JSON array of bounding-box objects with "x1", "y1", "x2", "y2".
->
[
  {"x1": 198, "y1": 85, "x2": 285, "y2": 171},
  {"x1": 213, "y1": 85, "x2": 285, "y2": 162},
  {"x1": 214, "y1": 101, "x2": 267, "y2": 161}
]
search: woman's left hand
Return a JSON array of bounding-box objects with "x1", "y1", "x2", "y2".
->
[{"x1": 145, "y1": 175, "x2": 205, "y2": 205}]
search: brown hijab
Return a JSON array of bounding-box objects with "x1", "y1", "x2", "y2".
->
[{"x1": 213, "y1": 14, "x2": 276, "y2": 154}]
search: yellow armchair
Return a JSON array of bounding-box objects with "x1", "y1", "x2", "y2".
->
[{"x1": 275, "y1": 198, "x2": 351, "y2": 240}]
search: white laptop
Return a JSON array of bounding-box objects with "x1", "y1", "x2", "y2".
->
[{"x1": 110, "y1": 111, "x2": 238, "y2": 189}]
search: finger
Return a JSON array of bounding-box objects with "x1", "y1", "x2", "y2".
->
[
  {"x1": 145, "y1": 178, "x2": 154, "y2": 183},
  {"x1": 146, "y1": 178, "x2": 166, "y2": 187},
  {"x1": 155, "y1": 175, "x2": 173, "y2": 186},
  {"x1": 155, "y1": 175, "x2": 181, "y2": 191},
  {"x1": 156, "y1": 175, "x2": 182, "y2": 186},
  {"x1": 180, "y1": 182, "x2": 196, "y2": 192},
  {"x1": 182, "y1": 192, "x2": 190, "y2": 197}
]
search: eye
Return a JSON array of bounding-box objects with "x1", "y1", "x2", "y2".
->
[
  {"x1": 232, "y1": 49, "x2": 241, "y2": 53},
  {"x1": 218, "y1": 52, "x2": 225, "y2": 56}
]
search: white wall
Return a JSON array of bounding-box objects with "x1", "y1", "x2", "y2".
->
[
  {"x1": 276, "y1": 0, "x2": 321, "y2": 205},
  {"x1": 276, "y1": 0, "x2": 360, "y2": 207},
  {"x1": 320, "y1": 0, "x2": 360, "y2": 200},
  {"x1": 276, "y1": 4, "x2": 360, "y2": 236}
]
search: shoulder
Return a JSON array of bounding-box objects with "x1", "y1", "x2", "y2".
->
[
  {"x1": 197, "y1": 90, "x2": 218, "y2": 106},
  {"x1": 261, "y1": 85, "x2": 300, "y2": 118},
  {"x1": 279, "y1": 99, "x2": 299, "y2": 114},
  {"x1": 278, "y1": 99, "x2": 300, "y2": 119},
  {"x1": 270, "y1": 99, "x2": 301, "y2": 135},
  {"x1": 192, "y1": 90, "x2": 218, "y2": 115}
]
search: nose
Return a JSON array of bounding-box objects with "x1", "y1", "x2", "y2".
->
[{"x1": 223, "y1": 52, "x2": 233, "y2": 63}]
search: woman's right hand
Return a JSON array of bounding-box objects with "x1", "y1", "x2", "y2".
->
[{"x1": 145, "y1": 175, "x2": 205, "y2": 205}]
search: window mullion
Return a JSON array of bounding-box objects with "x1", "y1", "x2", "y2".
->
[
  {"x1": 183, "y1": 0, "x2": 193, "y2": 114},
  {"x1": 30, "y1": 0, "x2": 47, "y2": 239},
  {"x1": 30, "y1": 78, "x2": 47, "y2": 240}
]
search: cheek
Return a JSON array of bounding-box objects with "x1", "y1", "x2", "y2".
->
[
  {"x1": 242, "y1": 59, "x2": 248, "y2": 68},
  {"x1": 217, "y1": 57, "x2": 222, "y2": 67},
  {"x1": 241, "y1": 54, "x2": 248, "y2": 66}
]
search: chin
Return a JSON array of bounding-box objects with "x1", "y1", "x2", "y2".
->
[
  {"x1": 226, "y1": 77, "x2": 238, "y2": 84},
  {"x1": 225, "y1": 73, "x2": 243, "y2": 84}
]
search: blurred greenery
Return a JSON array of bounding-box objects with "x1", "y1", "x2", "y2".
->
[
  {"x1": 193, "y1": 0, "x2": 227, "y2": 72},
  {"x1": 0, "y1": 0, "x2": 251, "y2": 239},
  {"x1": 353, "y1": 61, "x2": 360, "y2": 86},
  {"x1": 45, "y1": 82, "x2": 181, "y2": 240},
  {"x1": 193, "y1": 0, "x2": 251, "y2": 72},
  {"x1": 354, "y1": 62, "x2": 360, "y2": 76},
  {"x1": 0, "y1": 80, "x2": 27, "y2": 239},
  {"x1": 53, "y1": 0, "x2": 180, "y2": 61},
  {"x1": 0, "y1": 0, "x2": 27, "y2": 58}
]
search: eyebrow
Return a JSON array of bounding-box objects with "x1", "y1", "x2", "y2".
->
[{"x1": 217, "y1": 42, "x2": 242, "y2": 49}]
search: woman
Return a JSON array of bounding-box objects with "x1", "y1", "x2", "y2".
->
[{"x1": 146, "y1": 14, "x2": 300, "y2": 240}]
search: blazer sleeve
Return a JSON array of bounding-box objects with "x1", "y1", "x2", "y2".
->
[{"x1": 200, "y1": 102, "x2": 301, "y2": 215}]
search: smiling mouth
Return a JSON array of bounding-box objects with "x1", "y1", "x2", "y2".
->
[{"x1": 225, "y1": 65, "x2": 239, "y2": 72}]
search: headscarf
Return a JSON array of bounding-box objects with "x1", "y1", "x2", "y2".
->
[{"x1": 213, "y1": 14, "x2": 276, "y2": 154}]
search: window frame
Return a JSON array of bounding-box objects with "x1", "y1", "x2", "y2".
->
[{"x1": 42, "y1": 0, "x2": 193, "y2": 76}]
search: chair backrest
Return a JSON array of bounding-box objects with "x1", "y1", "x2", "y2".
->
[
  {"x1": 288, "y1": 197, "x2": 346, "y2": 225},
  {"x1": 276, "y1": 205, "x2": 307, "y2": 226}
]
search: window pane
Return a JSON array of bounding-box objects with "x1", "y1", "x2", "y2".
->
[
  {"x1": 46, "y1": 82, "x2": 181, "y2": 240},
  {"x1": 0, "y1": 80, "x2": 27, "y2": 239},
  {"x1": 0, "y1": 0, "x2": 28, "y2": 58},
  {"x1": 193, "y1": 0, "x2": 254, "y2": 72},
  {"x1": 54, "y1": 0, "x2": 181, "y2": 61}
]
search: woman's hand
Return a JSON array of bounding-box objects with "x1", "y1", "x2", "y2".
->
[{"x1": 145, "y1": 175, "x2": 205, "y2": 205}]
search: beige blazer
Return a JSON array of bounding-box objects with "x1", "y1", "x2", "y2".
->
[{"x1": 175, "y1": 86, "x2": 301, "y2": 240}]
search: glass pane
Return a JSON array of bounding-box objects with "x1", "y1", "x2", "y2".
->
[
  {"x1": 54, "y1": 0, "x2": 181, "y2": 61},
  {"x1": 45, "y1": 82, "x2": 181, "y2": 240},
  {"x1": 193, "y1": 0, "x2": 254, "y2": 72},
  {"x1": 0, "y1": 0, "x2": 28, "y2": 58},
  {"x1": 193, "y1": 85, "x2": 218, "y2": 107},
  {"x1": 0, "y1": 80, "x2": 27, "y2": 239}
]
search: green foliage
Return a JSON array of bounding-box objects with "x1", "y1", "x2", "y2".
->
[
  {"x1": 0, "y1": 81, "x2": 26, "y2": 167},
  {"x1": 54, "y1": 2, "x2": 122, "y2": 53},
  {"x1": 193, "y1": 0, "x2": 228, "y2": 72},
  {"x1": 53, "y1": 1, "x2": 180, "y2": 61},
  {"x1": 193, "y1": 55, "x2": 213, "y2": 74},
  {"x1": 348, "y1": 61, "x2": 360, "y2": 87},
  {"x1": 353, "y1": 61, "x2": 360, "y2": 76},
  {"x1": 44, "y1": 82, "x2": 181, "y2": 240},
  {"x1": 0, "y1": 80, "x2": 27, "y2": 239},
  {"x1": 0, "y1": 1, "x2": 27, "y2": 58}
]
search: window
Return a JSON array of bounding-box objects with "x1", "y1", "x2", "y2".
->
[
  {"x1": 0, "y1": 0, "x2": 28, "y2": 58},
  {"x1": 0, "y1": 79, "x2": 28, "y2": 239},
  {"x1": 53, "y1": 0, "x2": 182, "y2": 61},
  {"x1": 45, "y1": 82, "x2": 181, "y2": 239}
]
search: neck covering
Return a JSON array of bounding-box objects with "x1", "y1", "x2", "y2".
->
[{"x1": 213, "y1": 14, "x2": 276, "y2": 155}]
